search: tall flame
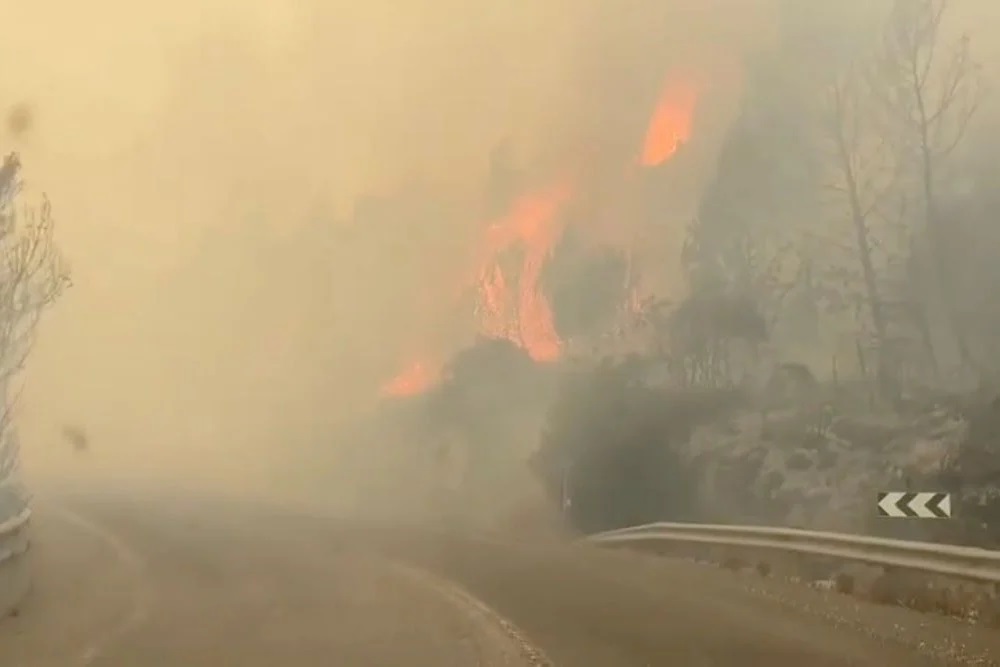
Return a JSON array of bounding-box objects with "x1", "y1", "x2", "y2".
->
[
  {"x1": 477, "y1": 181, "x2": 572, "y2": 362},
  {"x1": 640, "y1": 80, "x2": 698, "y2": 167},
  {"x1": 382, "y1": 73, "x2": 699, "y2": 397},
  {"x1": 381, "y1": 181, "x2": 571, "y2": 396}
]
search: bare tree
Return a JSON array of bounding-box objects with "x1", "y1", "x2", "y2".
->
[
  {"x1": 823, "y1": 54, "x2": 908, "y2": 399},
  {"x1": 664, "y1": 291, "x2": 768, "y2": 389},
  {"x1": 0, "y1": 153, "x2": 70, "y2": 481},
  {"x1": 877, "y1": 0, "x2": 982, "y2": 375}
]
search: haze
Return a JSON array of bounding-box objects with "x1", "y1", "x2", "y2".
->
[{"x1": 2, "y1": 0, "x2": 999, "y2": 501}]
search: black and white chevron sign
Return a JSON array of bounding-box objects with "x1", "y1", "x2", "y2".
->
[{"x1": 877, "y1": 491, "x2": 952, "y2": 518}]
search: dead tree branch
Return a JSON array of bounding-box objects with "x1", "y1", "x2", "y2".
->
[
  {"x1": 0, "y1": 153, "x2": 70, "y2": 481},
  {"x1": 823, "y1": 54, "x2": 905, "y2": 400},
  {"x1": 877, "y1": 0, "x2": 983, "y2": 375}
]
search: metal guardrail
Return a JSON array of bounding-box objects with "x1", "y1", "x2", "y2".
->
[
  {"x1": 0, "y1": 507, "x2": 31, "y2": 564},
  {"x1": 0, "y1": 505, "x2": 30, "y2": 619},
  {"x1": 587, "y1": 522, "x2": 1000, "y2": 584}
]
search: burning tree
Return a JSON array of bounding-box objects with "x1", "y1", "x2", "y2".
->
[{"x1": 0, "y1": 153, "x2": 70, "y2": 483}]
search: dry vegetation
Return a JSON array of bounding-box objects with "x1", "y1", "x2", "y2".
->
[
  {"x1": 322, "y1": 3, "x2": 1000, "y2": 556},
  {"x1": 0, "y1": 153, "x2": 67, "y2": 510}
]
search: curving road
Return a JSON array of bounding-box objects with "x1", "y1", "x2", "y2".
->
[{"x1": 3, "y1": 488, "x2": 1000, "y2": 666}]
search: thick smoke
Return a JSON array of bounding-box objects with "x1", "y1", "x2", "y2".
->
[
  {"x1": 0, "y1": 1, "x2": 775, "y2": 491},
  {"x1": 5, "y1": 0, "x2": 998, "y2": 502}
]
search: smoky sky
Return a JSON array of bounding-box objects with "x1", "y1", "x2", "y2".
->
[{"x1": 2, "y1": 0, "x2": 998, "y2": 488}]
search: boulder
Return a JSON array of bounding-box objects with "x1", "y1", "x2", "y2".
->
[{"x1": 680, "y1": 405, "x2": 968, "y2": 536}]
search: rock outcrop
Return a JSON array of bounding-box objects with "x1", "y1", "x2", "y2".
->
[{"x1": 680, "y1": 404, "x2": 969, "y2": 538}]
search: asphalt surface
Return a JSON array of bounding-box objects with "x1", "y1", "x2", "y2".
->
[{"x1": 3, "y1": 490, "x2": 1000, "y2": 666}]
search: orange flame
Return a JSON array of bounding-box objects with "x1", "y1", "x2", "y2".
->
[
  {"x1": 478, "y1": 263, "x2": 513, "y2": 339},
  {"x1": 476, "y1": 181, "x2": 572, "y2": 361},
  {"x1": 640, "y1": 80, "x2": 698, "y2": 167},
  {"x1": 383, "y1": 72, "x2": 699, "y2": 397},
  {"x1": 382, "y1": 359, "x2": 441, "y2": 397},
  {"x1": 380, "y1": 181, "x2": 571, "y2": 396}
]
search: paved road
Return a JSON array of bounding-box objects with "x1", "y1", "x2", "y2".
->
[{"x1": 2, "y1": 489, "x2": 1000, "y2": 666}]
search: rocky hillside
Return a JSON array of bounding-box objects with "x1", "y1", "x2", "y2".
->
[{"x1": 680, "y1": 394, "x2": 1000, "y2": 546}]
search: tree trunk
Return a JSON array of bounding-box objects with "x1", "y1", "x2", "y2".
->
[
  {"x1": 912, "y1": 69, "x2": 977, "y2": 379},
  {"x1": 840, "y1": 141, "x2": 897, "y2": 402}
]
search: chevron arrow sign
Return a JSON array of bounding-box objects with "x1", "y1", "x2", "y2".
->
[{"x1": 877, "y1": 491, "x2": 952, "y2": 518}]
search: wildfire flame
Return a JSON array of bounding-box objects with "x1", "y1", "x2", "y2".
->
[
  {"x1": 382, "y1": 74, "x2": 699, "y2": 397},
  {"x1": 476, "y1": 181, "x2": 572, "y2": 362},
  {"x1": 381, "y1": 359, "x2": 441, "y2": 397},
  {"x1": 640, "y1": 80, "x2": 698, "y2": 167},
  {"x1": 381, "y1": 182, "x2": 571, "y2": 397}
]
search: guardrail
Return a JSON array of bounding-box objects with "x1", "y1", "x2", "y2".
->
[
  {"x1": 0, "y1": 506, "x2": 31, "y2": 618},
  {"x1": 586, "y1": 522, "x2": 1000, "y2": 584},
  {"x1": 0, "y1": 508, "x2": 30, "y2": 561}
]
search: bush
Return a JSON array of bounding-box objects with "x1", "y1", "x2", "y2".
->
[{"x1": 533, "y1": 356, "x2": 742, "y2": 533}]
